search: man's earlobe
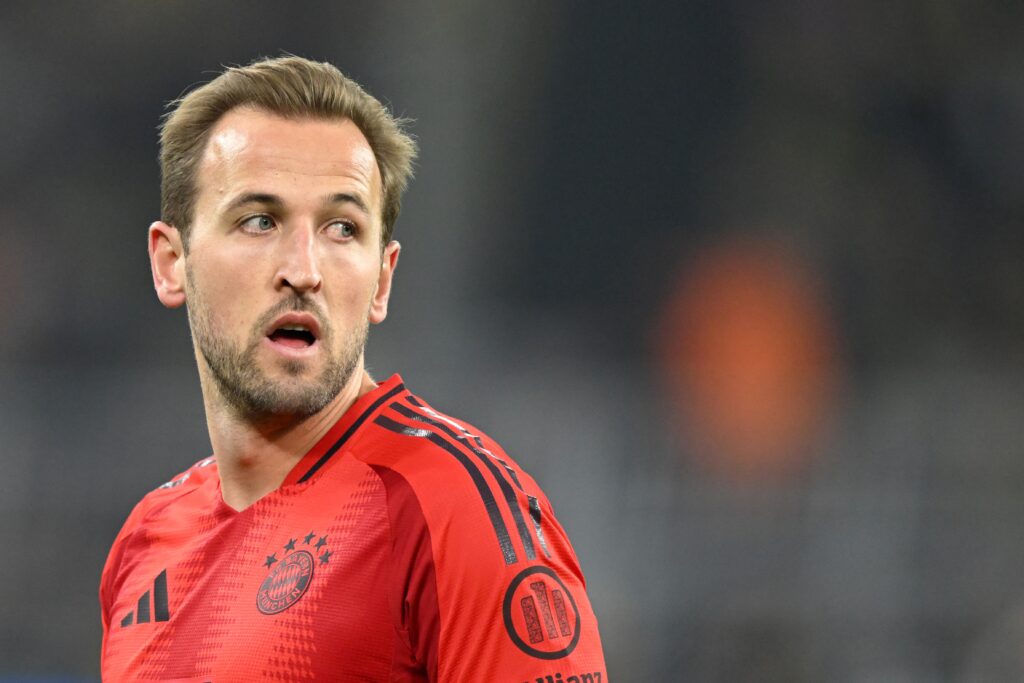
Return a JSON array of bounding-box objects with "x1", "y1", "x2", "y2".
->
[
  {"x1": 369, "y1": 240, "x2": 401, "y2": 324},
  {"x1": 149, "y1": 221, "x2": 187, "y2": 309}
]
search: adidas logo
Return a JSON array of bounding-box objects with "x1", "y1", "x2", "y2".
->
[{"x1": 120, "y1": 569, "x2": 170, "y2": 627}]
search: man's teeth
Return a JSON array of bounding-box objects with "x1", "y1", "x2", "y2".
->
[{"x1": 280, "y1": 325, "x2": 309, "y2": 331}]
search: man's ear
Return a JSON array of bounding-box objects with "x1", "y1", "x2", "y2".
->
[
  {"x1": 149, "y1": 221, "x2": 187, "y2": 309},
  {"x1": 369, "y1": 240, "x2": 401, "y2": 324}
]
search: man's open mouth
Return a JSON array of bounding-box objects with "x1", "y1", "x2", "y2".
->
[
  {"x1": 268, "y1": 325, "x2": 316, "y2": 348},
  {"x1": 265, "y1": 313, "x2": 322, "y2": 351}
]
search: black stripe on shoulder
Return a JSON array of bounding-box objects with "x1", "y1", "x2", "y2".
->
[
  {"x1": 391, "y1": 402, "x2": 537, "y2": 562},
  {"x1": 403, "y1": 396, "x2": 524, "y2": 490},
  {"x1": 297, "y1": 383, "x2": 406, "y2": 483},
  {"x1": 374, "y1": 412, "x2": 519, "y2": 565}
]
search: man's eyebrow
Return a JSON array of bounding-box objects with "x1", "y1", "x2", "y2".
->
[
  {"x1": 323, "y1": 193, "x2": 370, "y2": 216},
  {"x1": 222, "y1": 191, "x2": 370, "y2": 216},
  {"x1": 224, "y1": 192, "x2": 284, "y2": 213}
]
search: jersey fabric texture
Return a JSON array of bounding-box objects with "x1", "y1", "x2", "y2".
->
[{"x1": 100, "y1": 375, "x2": 608, "y2": 682}]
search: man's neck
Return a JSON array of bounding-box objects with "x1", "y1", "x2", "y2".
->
[{"x1": 203, "y1": 370, "x2": 378, "y2": 512}]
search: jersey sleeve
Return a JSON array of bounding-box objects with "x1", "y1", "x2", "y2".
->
[
  {"x1": 98, "y1": 459, "x2": 213, "y2": 661},
  {"x1": 368, "y1": 401, "x2": 609, "y2": 682},
  {"x1": 99, "y1": 493, "x2": 153, "y2": 648},
  {"x1": 435, "y1": 485, "x2": 608, "y2": 682}
]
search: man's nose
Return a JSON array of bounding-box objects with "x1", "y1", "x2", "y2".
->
[{"x1": 274, "y1": 225, "x2": 323, "y2": 294}]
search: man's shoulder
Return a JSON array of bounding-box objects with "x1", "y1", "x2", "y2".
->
[
  {"x1": 119, "y1": 456, "x2": 218, "y2": 530},
  {"x1": 356, "y1": 390, "x2": 528, "y2": 484},
  {"x1": 152, "y1": 455, "x2": 219, "y2": 493},
  {"x1": 353, "y1": 390, "x2": 558, "y2": 565},
  {"x1": 144, "y1": 455, "x2": 218, "y2": 501}
]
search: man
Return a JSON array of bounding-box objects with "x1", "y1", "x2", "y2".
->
[{"x1": 99, "y1": 56, "x2": 608, "y2": 682}]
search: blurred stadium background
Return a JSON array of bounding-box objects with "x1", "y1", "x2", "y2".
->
[{"x1": 3, "y1": 1, "x2": 1024, "y2": 681}]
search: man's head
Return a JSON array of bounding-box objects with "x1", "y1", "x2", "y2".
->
[
  {"x1": 148, "y1": 57, "x2": 416, "y2": 422},
  {"x1": 160, "y1": 56, "x2": 416, "y2": 250}
]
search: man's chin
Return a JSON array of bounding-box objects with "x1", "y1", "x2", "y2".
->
[
  {"x1": 277, "y1": 358, "x2": 319, "y2": 377},
  {"x1": 256, "y1": 364, "x2": 355, "y2": 415},
  {"x1": 235, "y1": 382, "x2": 342, "y2": 420},
  {"x1": 210, "y1": 361, "x2": 346, "y2": 419}
]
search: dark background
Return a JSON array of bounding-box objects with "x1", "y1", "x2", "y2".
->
[{"x1": 3, "y1": 2, "x2": 1024, "y2": 681}]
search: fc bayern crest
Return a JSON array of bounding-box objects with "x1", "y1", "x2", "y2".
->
[{"x1": 256, "y1": 531, "x2": 332, "y2": 615}]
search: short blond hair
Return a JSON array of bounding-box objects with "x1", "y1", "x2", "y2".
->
[{"x1": 159, "y1": 55, "x2": 417, "y2": 248}]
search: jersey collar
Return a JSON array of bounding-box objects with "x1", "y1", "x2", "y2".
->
[{"x1": 281, "y1": 374, "x2": 407, "y2": 487}]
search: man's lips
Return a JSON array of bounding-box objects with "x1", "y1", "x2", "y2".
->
[{"x1": 264, "y1": 312, "x2": 322, "y2": 350}]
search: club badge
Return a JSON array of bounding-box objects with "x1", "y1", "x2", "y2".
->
[{"x1": 256, "y1": 531, "x2": 332, "y2": 615}]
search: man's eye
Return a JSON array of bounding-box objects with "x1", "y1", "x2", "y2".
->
[
  {"x1": 240, "y1": 215, "x2": 275, "y2": 233},
  {"x1": 327, "y1": 221, "x2": 356, "y2": 239}
]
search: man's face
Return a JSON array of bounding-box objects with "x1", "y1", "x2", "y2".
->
[{"x1": 176, "y1": 107, "x2": 396, "y2": 420}]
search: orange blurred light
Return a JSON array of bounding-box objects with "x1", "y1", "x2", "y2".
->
[{"x1": 658, "y1": 237, "x2": 839, "y2": 480}]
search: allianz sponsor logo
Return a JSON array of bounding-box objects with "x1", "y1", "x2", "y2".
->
[{"x1": 522, "y1": 672, "x2": 604, "y2": 683}]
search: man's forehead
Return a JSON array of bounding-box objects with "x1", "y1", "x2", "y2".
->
[
  {"x1": 198, "y1": 108, "x2": 381, "y2": 204},
  {"x1": 204, "y1": 122, "x2": 251, "y2": 164}
]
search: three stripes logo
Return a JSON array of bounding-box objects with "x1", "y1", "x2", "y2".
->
[
  {"x1": 119, "y1": 569, "x2": 170, "y2": 627},
  {"x1": 503, "y1": 566, "x2": 581, "y2": 660}
]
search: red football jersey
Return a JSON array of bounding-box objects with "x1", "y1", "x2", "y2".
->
[{"x1": 100, "y1": 375, "x2": 608, "y2": 681}]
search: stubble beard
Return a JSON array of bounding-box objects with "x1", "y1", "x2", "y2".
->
[{"x1": 185, "y1": 268, "x2": 367, "y2": 423}]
